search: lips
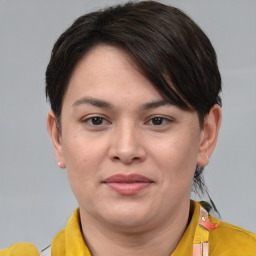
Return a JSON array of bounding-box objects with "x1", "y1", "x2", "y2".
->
[{"x1": 103, "y1": 174, "x2": 153, "y2": 195}]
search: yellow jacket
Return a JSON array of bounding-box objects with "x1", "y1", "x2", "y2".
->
[{"x1": 1, "y1": 201, "x2": 256, "y2": 255}]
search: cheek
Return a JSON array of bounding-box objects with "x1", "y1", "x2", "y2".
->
[
  {"x1": 151, "y1": 133, "x2": 199, "y2": 183},
  {"x1": 61, "y1": 130, "x2": 113, "y2": 189},
  {"x1": 62, "y1": 128, "x2": 106, "y2": 165},
  {"x1": 63, "y1": 138, "x2": 101, "y2": 205},
  {"x1": 61, "y1": 134, "x2": 101, "y2": 185}
]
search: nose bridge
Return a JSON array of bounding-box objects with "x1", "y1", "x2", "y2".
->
[{"x1": 109, "y1": 119, "x2": 145, "y2": 163}]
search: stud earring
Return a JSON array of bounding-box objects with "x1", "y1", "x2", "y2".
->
[{"x1": 58, "y1": 161, "x2": 61, "y2": 167}]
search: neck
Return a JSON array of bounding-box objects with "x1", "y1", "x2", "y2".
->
[{"x1": 79, "y1": 200, "x2": 191, "y2": 256}]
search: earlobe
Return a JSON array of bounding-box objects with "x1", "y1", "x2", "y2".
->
[
  {"x1": 47, "y1": 110, "x2": 66, "y2": 168},
  {"x1": 197, "y1": 104, "x2": 222, "y2": 167}
]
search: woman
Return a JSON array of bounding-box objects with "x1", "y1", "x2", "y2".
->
[{"x1": 1, "y1": 1, "x2": 255, "y2": 255}]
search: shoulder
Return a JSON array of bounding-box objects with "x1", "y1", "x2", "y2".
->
[
  {"x1": 0, "y1": 243, "x2": 39, "y2": 256},
  {"x1": 209, "y1": 216, "x2": 256, "y2": 255}
]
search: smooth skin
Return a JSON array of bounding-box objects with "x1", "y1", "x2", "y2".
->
[{"x1": 47, "y1": 45, "x2": 221, "y2": 256}]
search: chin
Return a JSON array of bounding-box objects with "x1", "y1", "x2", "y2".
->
[{"x1": 103, "y1": 204, "x2": 153, "y2": 228}]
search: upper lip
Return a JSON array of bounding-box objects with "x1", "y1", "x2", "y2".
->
[{"x1": 103, "y1": 174, "x2": 153, "y2": 183}]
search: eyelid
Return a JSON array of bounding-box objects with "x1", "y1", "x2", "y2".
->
[
  {"x1": 145, "y1": 115, "x2": 174, "y2": 125},
  {"x1": 82, "y1": 114, "x2": 111, "y2": 126}
]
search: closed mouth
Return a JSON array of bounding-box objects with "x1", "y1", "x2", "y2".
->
[{"x1": 103, "y1": 174, "x2": 153, "y2": 195}]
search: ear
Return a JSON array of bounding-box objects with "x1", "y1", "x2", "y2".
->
[
  {"x1": 197, "y1": 104, "x2": 222, "y2": 166},
  {"x1": 47, "y1": 110, "x2": 66, "y2": 168}
]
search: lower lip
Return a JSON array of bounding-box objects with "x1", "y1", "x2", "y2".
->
[{"x1": 105, "y1": 182, "x2": 152, "y2": 195}]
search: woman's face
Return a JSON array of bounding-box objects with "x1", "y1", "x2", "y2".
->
[{"x1": 49, "y1": 45, "x2": 210, "y2": 230}]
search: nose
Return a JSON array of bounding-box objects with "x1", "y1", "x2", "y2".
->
[{"x1": 108, "y1": 121, "x2": 146, "y2": 164}]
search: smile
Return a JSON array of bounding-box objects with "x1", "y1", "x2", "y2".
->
[{"x1": 103, "y1": 174, "x2": 154, "y2": 195}]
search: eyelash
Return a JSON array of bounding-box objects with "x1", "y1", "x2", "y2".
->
[
  {"x1": 82, "y1": 115, "x2": 173, "y2": 128},
  {"x1": 82, "y1": 116, "x2": 110, "y2": 126},
  {"x1": 145, "y1": 116, "x2": 173, "y2": 126}
]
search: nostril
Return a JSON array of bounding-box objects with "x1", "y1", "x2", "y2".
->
[{"x1": 111, "y1": 155, "x2": 141, "y2": 164}]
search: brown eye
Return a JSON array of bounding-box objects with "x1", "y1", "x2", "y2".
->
[
  {"x1": 83, "y1": 116, "x2": 108, "y2": 126},
  {"x1": 90, "y1": 117, "x2": 104, "y2": 125},
  {"x1": 151, "y1": 117, "x2": 164, "y2": 125},
  {"x1": 82, "y1": 115, "x2": 111, "y2": 130},
  {"x1": 146, "y1": 116, "x2": 173, "y2": 127}
]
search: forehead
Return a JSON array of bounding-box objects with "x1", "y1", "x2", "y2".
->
[{"x1": 63, "y1": 45, "x2": 165, "y2": 105}]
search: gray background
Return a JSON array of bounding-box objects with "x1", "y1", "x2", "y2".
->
[{"x1": 0, "y1": 0, "x2": 255, "y2": 250}]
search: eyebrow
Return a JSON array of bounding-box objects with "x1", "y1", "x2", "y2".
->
[
  {"x1": 72, "y1": 97, "x2": 112, "y2": 109},
  {"x1": 72, "y1": 97, "x2": 174, "y2": 110},
  {"x1": 141, "y1": 99, "x2": 175, "y2": 110}
]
